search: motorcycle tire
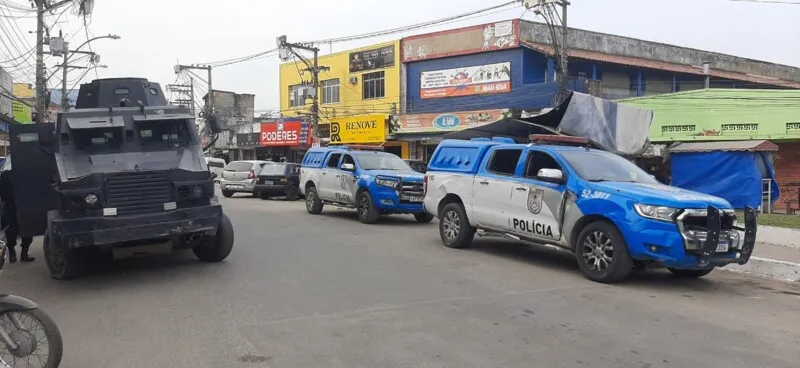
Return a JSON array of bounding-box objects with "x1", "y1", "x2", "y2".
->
[{"x1": 0, "y1": 308, "x2": 63, "y2": 367}]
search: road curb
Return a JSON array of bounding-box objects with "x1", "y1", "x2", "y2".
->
[{"x1": 721, "y1": 256, "x2": 800, "y2": 283}]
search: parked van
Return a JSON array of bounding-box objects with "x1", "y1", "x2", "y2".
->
[{"x1": 205, "y1": 157, "x2": 227, "y2": 182}]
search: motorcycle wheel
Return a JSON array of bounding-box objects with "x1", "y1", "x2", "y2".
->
[{"x1": 0, "y1": 308, "x2": 63, "y2": 368}]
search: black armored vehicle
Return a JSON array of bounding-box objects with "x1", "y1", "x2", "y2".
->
[{"x1": 9, "y1": 78, "x2": 234, "y2": 279}]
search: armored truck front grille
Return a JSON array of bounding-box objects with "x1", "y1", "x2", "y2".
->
[{"x1": 105, "y1": 172, "x2": 172, "y2": 215}]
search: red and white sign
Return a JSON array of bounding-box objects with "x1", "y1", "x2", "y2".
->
[
  {"x1": 260, "y1": 121, "x2": 310, "y2": 146},
  {"x1": 420, "y1": 62, "x2": 511, "y2": 99}
]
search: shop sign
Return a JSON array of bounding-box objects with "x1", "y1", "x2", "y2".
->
[
  {"x1": 397, "y1": 109, "x2": 507, "y2": 134},
  {"x1": 11, "y1": 101, "x2": 32, "y2": 124},
  {"x1": 402, "y1": 20, "x2": 518, "y2": 62},
  {"x1": 329, "y1": 114, "x2": 387, "y2": 144},
  {"x1": 349, "y1": 45, "x2": 395, "y2": 73},
  {"x1": 236, "y1": 133, "x2": 260, "y2": 147},
  {"x1": 260, "y1": 120, "x2": 311, "y2": 146},
  {"x1": 420, "y1": 62, "x2": 511, "y2": 99}
]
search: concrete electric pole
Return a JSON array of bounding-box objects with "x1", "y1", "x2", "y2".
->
[
  {"x1": 34, "y1": 0, "x2": 96, "y2": 122},
  {"x1": 524, "y1": 0, "x2": 570, "y2": 104},
  {"x1": 276, "y1": 35, "x2": 330, "y2": 143},
  {"x1": 34, "y1": 0, "x2": 46, "y2": 123}
]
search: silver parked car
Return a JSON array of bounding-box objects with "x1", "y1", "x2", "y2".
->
[{"x1": 219, "y1": 160, "x2": 267, "y2": 197}]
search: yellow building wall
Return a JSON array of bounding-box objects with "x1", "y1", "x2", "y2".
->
[
  {"x1": 13, "y1": 83, "x2": 34, "y2": 99},
  {"x1": 279, "y1": 40, "x2": 400, "y2": 125}
]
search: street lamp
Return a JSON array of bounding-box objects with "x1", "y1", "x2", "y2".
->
[{"x1": 58, "y1": 35, "x2": 120, "y2": 109}]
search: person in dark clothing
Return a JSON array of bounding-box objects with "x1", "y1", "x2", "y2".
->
[{"x1": 0, "y1": 156, "x2": 34, "y2": 263}]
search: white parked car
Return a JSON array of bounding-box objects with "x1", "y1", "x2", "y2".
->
[{"x1": 219, "y1": 160, "x2": 267, "y2": 197}]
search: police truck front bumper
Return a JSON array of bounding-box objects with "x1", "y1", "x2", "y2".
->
[
  {"x1": 48, "y1": 204, "x2": 223, "y2": 249},
  {"x1": 621, "y1": 206, "x2": 757, "y2": 269}
]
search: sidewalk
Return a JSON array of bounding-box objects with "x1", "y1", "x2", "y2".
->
[{"x1": 721, "y1": 226, "x2": 800, "y2": 283}]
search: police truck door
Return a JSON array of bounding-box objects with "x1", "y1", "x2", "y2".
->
[
  {"x1": 319, "y1": 152, "x2": 342, "y2": 201},
  {"x1": 333, "y1": 154, "x2": 358, "y2": 204},
  {"x1": 472, "y1": 148, "x2": 523, "y2": 231},
  {"x1": 508, "y1": 149, "x2": 566, "y2": 242}
]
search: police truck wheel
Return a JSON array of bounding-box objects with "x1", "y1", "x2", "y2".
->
[
  {"x1": 193, "y1": 214, "x2": 234, "y2": 262},
  {"x1": 305, "y1": 186, "x2": 323, "y2": 214},
  {"x1": 575, "y1": 221, "x2": 633, "y2": 283},
  {"x1": 414, "y1": 212, "x2": 434, "y2": 223},
  {"x1": 43, "y1": 231, "x2": 88, "y2": 280},
  {"x1": 285, "y1": 186, "x2": 300, "y2": 201},
  {"x1": 357, "y1": 191, "x2": 380, "y2": 224},
  {"x1": 438, "y1": 203, "x2": 474, "y2": 249},
  {"x1": 667, "y1": 268, "x2": 714, "y2": 278},
  {"x1": 222, "y1": 190, "x2": 233, "y2": 198}
]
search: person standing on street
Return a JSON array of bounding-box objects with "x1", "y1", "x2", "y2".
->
[{"x1": 0, "y1": 155, "x2": 34, "y2": 263}]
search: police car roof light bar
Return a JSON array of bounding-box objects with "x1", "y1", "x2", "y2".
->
[{"x1": 529, "y1": 134, "x2": 589, "y2": 146}]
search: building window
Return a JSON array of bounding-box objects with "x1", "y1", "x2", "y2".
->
[
  {"x1": 321, "y1": 79, "x2": 340, "y2": 104},
  {"x1": 362, "y1": 71, "x2": 385, "y2": 99},
  {"x1": 289, "y1": 84, "x2": 305, "y2": 107}
]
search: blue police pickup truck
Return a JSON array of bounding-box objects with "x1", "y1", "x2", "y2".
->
[
  {"x1": 299, "y1": 146, "x2": 433, "y2": 224},
  {"x1": 423, "y1": 137, "x2": 757, "y2": 283}
]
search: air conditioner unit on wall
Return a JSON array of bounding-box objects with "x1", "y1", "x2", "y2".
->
[{"x1": 349, "y1": 76, "x2": 358, "y2": 84}]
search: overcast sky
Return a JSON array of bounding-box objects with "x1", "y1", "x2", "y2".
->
[{"x1": 4, "y1": 0, "x2": 799, "y2": 110}]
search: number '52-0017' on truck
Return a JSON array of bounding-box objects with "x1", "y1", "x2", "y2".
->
[
  {"x1": 422, "y1": 137, "x2": 758, "y2": 283},
  {"x1": 299, "y1": 146, "x2": 433, "y2": 224}
]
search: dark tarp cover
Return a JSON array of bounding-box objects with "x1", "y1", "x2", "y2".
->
[
  {"x1": 670, "y1": 151, "x2": 779, "y2": 209},
  {"x1": 441, "y1": 91, "x2": 653, "y2": 156}
]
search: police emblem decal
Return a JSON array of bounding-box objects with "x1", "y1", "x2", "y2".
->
[{"x1": 527, "y1": 188, "x2": 544, "y2": 214}]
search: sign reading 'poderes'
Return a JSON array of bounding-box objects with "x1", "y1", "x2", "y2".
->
[{"x1": 329, "y1": 114, "x2": 387, "y2": 144}]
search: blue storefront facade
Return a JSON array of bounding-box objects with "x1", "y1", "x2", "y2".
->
[{"x1": 393, "y1": 19, "x2": 800, "y2": 161}]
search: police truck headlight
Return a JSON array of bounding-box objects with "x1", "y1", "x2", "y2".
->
[
  {"x1": 84, "y1": 193, "x2": 98, "y2": 205},
  {"x1": 375, "y1": 177, "x2": 399, "y2": 188},
  {"x1": 634, "y1": 204, "x2": 678, "y2": 222}
]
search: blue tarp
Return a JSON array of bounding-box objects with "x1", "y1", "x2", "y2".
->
[{"x1": 671, "y1": 151, "x2": 779, "y2": 209}]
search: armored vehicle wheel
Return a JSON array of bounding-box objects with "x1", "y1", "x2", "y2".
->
[
  {"x1": 438, "y1": 203, "x2": 474, "y2": 249},
  {"x1": 575, "y1": 221, "x2": 633, "y2": 283},
  {"x1": 193, "y1": 214, "x2": 234, "y2": 262},
  {"x1": 305, "y1": 186, "x2": 324, "y2": 214},
  {"x1": 414, "y1": 212, "x2": 434, "y2": 223},
  {"x1": 43, "y1": 231, "x2": 89, "y2": 280},
  {"x1": 222, "y1": 190, "x2": 234, "y2": 198},
  {"x1": 357, "y1": 191, "x2": 380, "y2": 224},
  {"x1": 667, "y1": 268, "x2": 714, "y2": 278},
  {"x1": 285, "y1": 185, "x2": 300, "y2": 201}
]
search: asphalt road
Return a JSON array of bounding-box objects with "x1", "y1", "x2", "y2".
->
[{"x1": 3, "y1": 196, "x2": 800, "y2": 368}]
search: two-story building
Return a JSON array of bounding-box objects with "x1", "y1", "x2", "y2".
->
[
  {"x1": 279, "y1": 40, "x2": 408, "y2": 157},
  {"x1": 394, "y1": 19, "x2": 800, "y2": 161}
]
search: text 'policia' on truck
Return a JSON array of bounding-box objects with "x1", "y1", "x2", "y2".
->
[{"x1": 9, "y1": 78, "x2": 235, "y2": 280}]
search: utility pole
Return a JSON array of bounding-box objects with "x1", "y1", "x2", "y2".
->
[
  {"x1": 61, "y1": 41, "x2": 68, "y2": 109},
  {"x1": 34, "y1": 0, "x2": 97, "y2": 121},
  {"x1": 276, "y1": 35, "x2": 330, "y2": 143},
  {"x1": 524, "y1": 0, "x2": 570, "y2": 104},
  {"x1": 558, "y1": 1, "x2": 569, "y2": 99},
  {"x1": 175, "y1": 64, "x2": 212, "y2": 116},
  {"x1": 34, "y1": 0, "x2": 46, "y2": 123}
]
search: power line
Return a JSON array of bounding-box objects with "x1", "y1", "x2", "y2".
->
[
  {"x1": 194, "y1": 1, "x2": 518, "y2": 68},
  {"x1": 729, "y1": 0, "x2": 800, "y2": 4}
]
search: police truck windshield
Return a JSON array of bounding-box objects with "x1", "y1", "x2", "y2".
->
[
  {"x1": 355, "y1": 153, "x2": 412, "y2": 171},
  {"x1": 560, "y1": 150, "x2": 658, "y2": 184}
]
